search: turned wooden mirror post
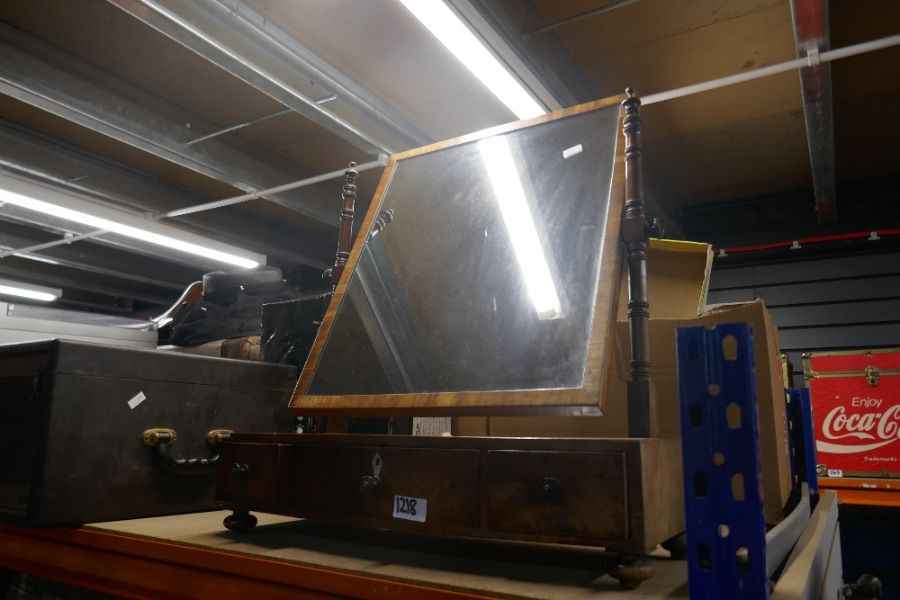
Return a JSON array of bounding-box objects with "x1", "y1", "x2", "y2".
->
[
  {"x1": 621, "y1": 88, "x2": 651, "y2": 438},
  {"x1": 326, "y1": 161, "x2": 359, "y2": 288}
]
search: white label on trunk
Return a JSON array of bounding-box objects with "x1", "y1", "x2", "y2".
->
[
  {"x1": 392, "y1": 495, "x2": 427, "y2": 523},
  {"x1": 827, "y1": 468, "x2": 844, "y2": 478},
  {"x1": 127, "y1": 391, "x2": 147, "y2": 410}
]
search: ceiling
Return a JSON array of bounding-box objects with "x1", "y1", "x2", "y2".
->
[{"x1": 0, "y1": 0, "x2": 898, "y2": 317}]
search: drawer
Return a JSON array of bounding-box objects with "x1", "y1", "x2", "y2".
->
[
  {"x1": 486, "y1": 450, "x2": 628, "y2": 539},
  {"x1": 216, "y1": 442, "x2": 292, "y2": 512},
  {"x1": 294, "y1": 445, "x2": 479, "y2": 529}
]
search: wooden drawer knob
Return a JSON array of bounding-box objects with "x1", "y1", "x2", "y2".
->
[{"x1": 537, "y1": 477, "x2": 563, "y2": 502}]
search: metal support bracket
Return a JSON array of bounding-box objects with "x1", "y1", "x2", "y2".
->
[
  {"x1": 786, "y1": 387, "x2": 819, "y2": 499},
  {"x1": 677, "y1": 323, "x2": 769, "y2": 599}
]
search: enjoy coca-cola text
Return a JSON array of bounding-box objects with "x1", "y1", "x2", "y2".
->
[{"x1": 822, "y1": 400, "x2": 900, "y2": 441}]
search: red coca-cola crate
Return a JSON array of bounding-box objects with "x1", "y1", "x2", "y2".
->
[{"x1": 804, "y1": 349, "x2": 900, "y2": 478}]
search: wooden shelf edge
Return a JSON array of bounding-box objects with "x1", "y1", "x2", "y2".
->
[{"x1": 0, "y1": 523, "x2": 497, "y2": 600}]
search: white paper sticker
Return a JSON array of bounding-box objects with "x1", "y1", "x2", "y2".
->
[
  {"x1": 562, "y1": 144, "x2": 583, "y2": 159},
  {"x1": 412, "y1": 417, "x2": 451, "y2": 436},
  {"x1": 127, "y1": 391, "x2": 147, "y2": 410},
  {"x1": 827, "y1": 468, "x2": 843, "y2": 478},
  {"x1": 392, "y1": 495, "x2": 427, "y2": 523}
]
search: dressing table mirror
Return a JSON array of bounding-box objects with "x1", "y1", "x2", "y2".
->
[
  {"x1": 216, "y1": 93, "x2": 682, "y2": 589},
  {"x1": 293, "y1": 95, "x2": 625, "y2": 416}
]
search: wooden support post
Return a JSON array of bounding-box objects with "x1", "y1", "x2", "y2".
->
[
  {"x1": 622, "y1": 88, "x2": 651, "y2": 438},
  {"x1": 328, "y1": 161, "x2": 359, "y2": 288}
]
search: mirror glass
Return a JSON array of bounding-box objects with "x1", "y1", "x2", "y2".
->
[{"x1": 307, "y1": 106, "x2": 619, "y2": 396}]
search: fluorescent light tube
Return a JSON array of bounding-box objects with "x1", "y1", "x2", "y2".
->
[
  {"x1": 479, "y1": 136, "x2": 562, "y2": 319},
  {"x1": 399, "y1": 0, "x2": 545, "y2": 120},
  {"x1": 0, "y1": 278, "x2": 61, "y2": 302},
  {"x1": 0, "y1": 176, "x2": 264, "y2": 269}
]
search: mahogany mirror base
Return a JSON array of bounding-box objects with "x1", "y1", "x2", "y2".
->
[{"x1": 215, "y1": 433, "x2": 684, "y2": 589}]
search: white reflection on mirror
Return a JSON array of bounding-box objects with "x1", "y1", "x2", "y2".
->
[{"x1": 479, "y1": 136, "x2": 562, "y2": 320}]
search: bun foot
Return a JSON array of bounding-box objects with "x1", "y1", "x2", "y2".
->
[
  {"x1": 224, "y1": 509, "x2": 257, "y2": 532},
  {"x1": 608, "y1": 555, "x2": 654, "y2": 590},
  {"x1": 661, "y1": 533, "x2": 687, "y2": 559}
]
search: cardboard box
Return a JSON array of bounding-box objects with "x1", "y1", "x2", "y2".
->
[
  {"x1": 615, "y1": 238, "x2": 713, "y2": 321},
  {"x1": 649, "y1": 299, "x2": 791, "y2": 523},
  {"x1": 454, "y1": 241, "x2": 792, "y2": 523}
]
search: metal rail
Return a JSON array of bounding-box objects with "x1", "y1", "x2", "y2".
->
[
  {"x1": 108, "y1": 0, "x2": 432, "y2": 155},
  {"x1": 0, "y1": 23, "x2": 338, "y2": 227},
  {"x1": 0, "y1": 158, "x2": 386, "y2": 262},
  {"x1": 642, "y1": 33, "x2": 900, "y2": 106}
]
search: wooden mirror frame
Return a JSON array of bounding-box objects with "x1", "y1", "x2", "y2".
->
[{"x1": 291, "y1": 94, "x2": 630, "y2": 417}]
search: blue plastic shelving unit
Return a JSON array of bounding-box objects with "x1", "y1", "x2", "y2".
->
[{"x1": 676, "y1": 323, "x2": 769, "y2": 600}]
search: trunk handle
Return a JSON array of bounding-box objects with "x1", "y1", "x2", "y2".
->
[{"x1": 142, "y1": 428, "x2": 233, "y2": 474}]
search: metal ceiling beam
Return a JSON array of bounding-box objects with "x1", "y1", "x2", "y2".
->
[
  {"x1": 0, "y1": 257, "x2": 177, "y2": 307},
  {"x1": 0, "y1": 23, "x2": 340, "y2": 228},
  {"x1": 0, "y1": 208, "x2": 256, "y2": 278},
  {"x1": 459, "y1": 0, "x2": 597, "y2": 107},
  {"x1": 0, "y1": 120, "x2": 333, "y2": 269},
  {"x1": 1, "y1": 170, "x2": 269, "y2": 269},
  {"x1": 107, "y1": 0, "x2": 432, "y2": 155},
  {"x1": 791, "y1": 0, "x2": 836, "y2": 223},
  {"x1": 49, "y1": 290, "x2": 137, "y2": 314},
  {"x1": 0, "y1": 220, "x2": 201, "y2": 292}
]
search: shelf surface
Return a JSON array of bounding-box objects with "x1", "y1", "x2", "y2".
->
[
  {"x1": 818, "y1": 477, "x2": 900, "y2": 507},
  {"x1": 0, "y1": 511, "x2": 690, "y2": 599}
]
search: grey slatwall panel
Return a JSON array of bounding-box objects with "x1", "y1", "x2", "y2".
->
[
  {"x1": 707, "y1": 289, "x2": 756, "y2": 304},
  {"x1": 769, "y1": 299, "x2": 900, "y2": 328},
  {"x1": 708, "y1": 249, "x2": 900, "y2": 387},
  {"x1": 711, "y1": 253, "x2": 899, "y2": 289},
  {"x1": 778, "y1": 324, "x2": 900, "y2": 351},
  {"x1": 753, "y1": 276, "x2": 900, "y2": 306}
]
